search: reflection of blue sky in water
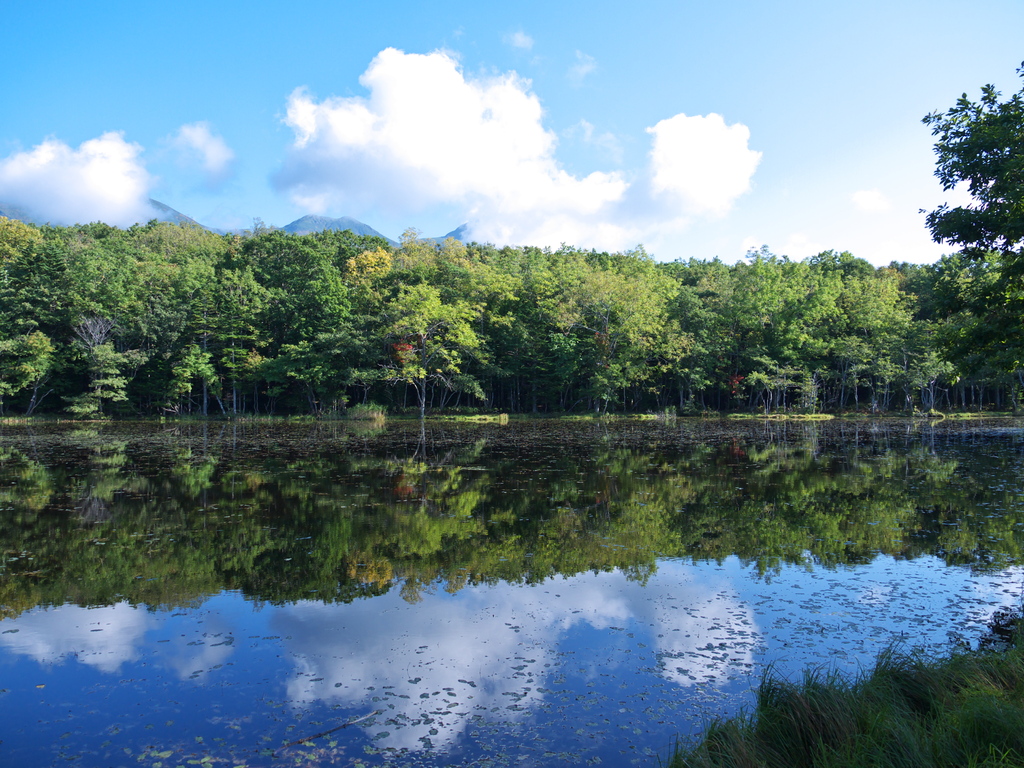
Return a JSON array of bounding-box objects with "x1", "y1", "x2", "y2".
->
[
  {"x1": 734, "y1": 556, "x2": 1024, "y2": 678},
  {"x1": 1, "y1": 556, "x2": 1023, "y2": 764}
]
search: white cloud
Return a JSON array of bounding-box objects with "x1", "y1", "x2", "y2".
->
[
  {"x1": 275, "y1": 48, "x2": 760, "y2": 252},
  {"x1": 647, "y1": 113, "x2": 762, "y2": 217},
  {"x1": 739, "y1": 236, "x2": 765, "y2": 255},
  {"x1": 568, "y1": 50, "x2": 597, "y2": 85},
  {"x1": 0, "y1": 132, "x2": 155, "y2": 226},
  {"x1": 851, "y1": 188, "x2": 891, "y2": 213},
  {"x1": 564, "y1": 119, "x2": 624, "y2": 164},
  {"x1": 506, "y1": 30, "x2": 533, "y2": 50},
  {"x1": 275, "y1": 48, "x2": 626, "y2": 244},
  {"x1": 170, "y1": 121, "x2": 235, "y2": 189},
  {"x1": 778, "y1": 232, "x2": 826, "y2": 260}
]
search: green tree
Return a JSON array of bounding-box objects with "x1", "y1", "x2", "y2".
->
[
  {"x1": 65, "y1": 317, "x2": 142, "y2": 418},
  {"x1": 661, "y1": 259, "x2": 736, "y2": 411},
  {"x1": 923, "y1": 65, "x2": 1024, "y2": 379},
  {"x1": 725, "y1": 249, "x2": 840, "y2": 412},
  {"x1": 0, "y1": 217, "x2": 42, "y2": 267},
  {"x1": 168, "y1": 343, "x2": 219, "y2": 414},
  {"x1": 384, "y1": 283, "x2": 484, "y2": 418},
  {"x1": 827, "y1": 259, "x2": 912, "y2": 410},
  {"x1": 0, "y1": 331, "x2": 54, "y2": 415},
  {"x1": 923, "y1": 64, "x2": 1024, "y2": 256},
  {"x1": 549, "y1": 247, "x2": 675, "y2": 412},
  {"x1": 214, "y1": 265, "x2": 268, "y2": 413}
]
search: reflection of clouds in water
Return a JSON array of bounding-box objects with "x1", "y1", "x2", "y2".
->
[
  {"x1": 162, "y1": 609, "x2": 238, "y2": 681},
  {"x1": 857, "y1": 584, "x2": 895, "y2": 607},
  {"x1": 0, "y1": 601, "x2": 241, "y2": 681},
  {"x1": 274, "y1": 589, "x2": 565, "y2": 751},
  {"x1": 637, "y1": 561, "x2": 760, "y2": 686},
  {"x1": 0, "y1": 603, "x2": 153, "y2": 673},
  {"x1": 272, "y1": 565, "x2": 758, "y2": 751},
  {"x1": 2, "y1": 558, "x2": 1019, "y2": 764}
]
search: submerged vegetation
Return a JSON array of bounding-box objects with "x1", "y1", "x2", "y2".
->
[{"x1": 670, "y1": 611, "x2": 1024, "y2": 768}]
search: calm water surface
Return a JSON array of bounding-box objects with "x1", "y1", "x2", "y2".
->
[{"x1": 2, "y1": 419, "x2": 1024, "y2": 767}]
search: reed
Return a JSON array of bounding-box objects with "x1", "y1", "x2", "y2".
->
[
  {"x1": 432, "y1": 413, "x2": 509, "y2": 423},
  {"x1": 345, "y1": 404, "x2": 387, "y2": 421},
  {"x1": 669, "y1": 619, "x2": 1024, "y2": 768}
]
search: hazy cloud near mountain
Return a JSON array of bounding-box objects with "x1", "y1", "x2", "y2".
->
[
  {"x1": 274, "y1": 47, "x2": 761, "y2": 251},
  {"x1": 0, "y1": 132, "x2": 156, "y2": 226}
]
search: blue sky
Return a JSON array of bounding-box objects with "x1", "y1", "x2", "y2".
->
[{"x1": 2, "y1": 0, "x2": 1022, "y2": 264}]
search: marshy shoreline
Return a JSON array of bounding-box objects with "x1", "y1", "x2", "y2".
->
[{"x1": 669, "y1": 608, "x2": 1024, "y2": 768}]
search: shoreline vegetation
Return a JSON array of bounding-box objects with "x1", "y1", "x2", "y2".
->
[
  {"x1": 669, "y1": 609, "x2": 1024, "y2": 768},
  {"x1": 0, "y1": 408, "x2": 1018, "y2": 425}
]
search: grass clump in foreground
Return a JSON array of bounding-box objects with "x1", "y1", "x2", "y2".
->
[{"x1": 670, "y1": 613, "x2": 1024, "y2": 768}]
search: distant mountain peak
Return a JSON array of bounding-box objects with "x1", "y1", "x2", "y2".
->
[
  {"x1": 146, "y1": 199, "x2": 209, "y2": 229},
  {"x1": 0, "y1": 201, "x2": 40, "y2": 224},
  {"x1": 0, "y1": 197, "x2": 210, "y2": 230},
  {"x1": 281, "y1": 214, "x2": 396, "y2": 245},
  {"x1": 443, "y1": 224, "x2": 470, "y2": 241}
]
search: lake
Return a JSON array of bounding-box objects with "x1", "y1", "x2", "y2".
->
[{"x1": 2, "y1": 418, "x2": 1023, "y2": 767}]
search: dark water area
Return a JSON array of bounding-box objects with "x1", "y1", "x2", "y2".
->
[{"x1": 2, "y1": 418, "x2": 1024, "y2": 767}]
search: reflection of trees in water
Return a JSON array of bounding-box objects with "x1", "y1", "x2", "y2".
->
[
  {"x1": 1, "y1": 421, "x2": 1023, "y2": 617},
  {"x1": 76, "y1": 495, "x2": 111, "y2": 523},
  {"x1": 66, "y1": 431, "x2": 130, "y2": 525}
]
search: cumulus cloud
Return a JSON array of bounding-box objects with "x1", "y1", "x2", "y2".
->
[
  {"x1": 851, "y1": 188, "x2": 891, "y2": 213},
  {"x1": 170, "y1": 121, "x2": 235, "y2": 189},
  {"x1": 568, "y1": 50, "x2": 598, "y2": 86},
  {"x1": 506, "y1": 30, "x2": 534, "y2": 50},
  {"x1": 647, "y1": 113, "x2": 762, "y2": 217},
  {"x1": 275, "y1": 48, "x2": 761, "y2": 251},
  {"x1": 0, "y1": 132, "x2": 155, "y2": 226}
]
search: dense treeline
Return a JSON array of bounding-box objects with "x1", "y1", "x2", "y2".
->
[{"x1": 0, "y1": 217, "x2": 1014, "y2": 417}]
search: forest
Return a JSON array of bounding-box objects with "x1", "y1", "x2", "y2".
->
[{"x1": 0, "y1": 213, "x2": 1017, "y2": 418}]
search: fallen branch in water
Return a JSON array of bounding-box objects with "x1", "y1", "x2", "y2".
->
[{"x1": 274, "y1": 709, "x2": 382, "y2": 755}]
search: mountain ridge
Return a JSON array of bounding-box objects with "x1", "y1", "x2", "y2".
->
[
  {"x1": 0, "y1": 199, "x2": 468, "y2": 244},
  {"x1": 280, "y1": 214, "x2": 396, "y2": 245}
]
